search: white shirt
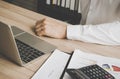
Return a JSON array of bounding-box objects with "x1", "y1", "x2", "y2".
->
[{"x1": 67, "y1": 0, "x2": 120, "y2": 45}]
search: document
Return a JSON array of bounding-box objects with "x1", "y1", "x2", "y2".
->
[
  {"x1": 63, "y1": 49, "x2": 120, "y2": 79},
  {"x1": 32, "y1": 49, "x2": 120, "y2": 79},
  {"x1": 31, "y1": 49, "x2": 70, "y2": 79}
]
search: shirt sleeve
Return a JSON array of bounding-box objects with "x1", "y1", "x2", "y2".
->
[{"x1": 67, "y1": 21, "x2": 120, "y2": 45}]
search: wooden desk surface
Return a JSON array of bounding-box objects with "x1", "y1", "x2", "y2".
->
[{"x1": 0, "y1": 1, "x2": 120, "y2": 79}]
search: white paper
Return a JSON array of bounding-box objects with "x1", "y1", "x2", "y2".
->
[
  {"x1": 63, "y1": 49, "x2": 120, "y2": 79},
  {"x1": 31, "y1": 49, "x2": 70, "y2": 79}
]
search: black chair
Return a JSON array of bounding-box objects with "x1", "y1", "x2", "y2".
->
[{"x1": 38, "y1": 0, "x2": 82, "y2": 25}]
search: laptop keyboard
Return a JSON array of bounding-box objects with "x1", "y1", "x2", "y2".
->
[{"x1": 15, "y1": 39, "x2": 44, "y2": 63}]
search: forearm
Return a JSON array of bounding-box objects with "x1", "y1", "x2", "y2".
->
[{"x1": 67, "y1": 21, "x2": 120, "y2": 45}]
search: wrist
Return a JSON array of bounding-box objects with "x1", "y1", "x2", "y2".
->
[{"x1": 63, "y1": 25, "x2": 67, "y2": 38}]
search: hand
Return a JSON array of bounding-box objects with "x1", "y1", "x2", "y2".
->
[{"x1": 35, "y1": 18, "x2": 67, "y2": 39}]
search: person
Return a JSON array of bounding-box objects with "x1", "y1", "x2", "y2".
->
[{"x1": 35, "y1": 0, "x2": 120, "y2": 45}]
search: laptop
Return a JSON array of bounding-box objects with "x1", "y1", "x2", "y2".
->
[{"x1": 0, "y1": 21, "x2": 56, "y2": 66}]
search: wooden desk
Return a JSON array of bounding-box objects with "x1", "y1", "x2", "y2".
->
[{"x1": 0, "y1": 1, "x2": 120, "y2": 79}]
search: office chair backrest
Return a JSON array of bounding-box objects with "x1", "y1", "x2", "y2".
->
[{"x1": 38, "y1": 0, "x2": 82, "y2": 24}]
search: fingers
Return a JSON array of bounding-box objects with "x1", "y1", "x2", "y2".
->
[
  {"x1": 36, "y1": 30, "x2": 45, "y2": 36},
  {"x1": 35, "y1": 26, "x2": 45, "y2": 36},
  {"x1": 35, "y1": 23, "x2": 45, "y2": 29},
  {"x1": 35, "y1": 19, "x2": 46, "y2": 29},
  {"x1": 35, "y1": 19, "x2": 46, "y2": 36},
  {"x1": 36, "y1": 26, "x2": 45, "y2": 32},
  {"x1": 35, "y1": 18, "x2": 56, "y2": 37}
]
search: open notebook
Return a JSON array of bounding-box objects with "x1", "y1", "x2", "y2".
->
[{"x1": 31, "y1": 49, "x2": 120, "y2": 79}]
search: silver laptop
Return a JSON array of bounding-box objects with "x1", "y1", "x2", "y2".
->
[{"x1": 0, "y1": 21, "x2": 56, "y2": 66}]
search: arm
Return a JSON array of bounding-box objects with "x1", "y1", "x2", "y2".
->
[
  {"x1": 67, "y1": 21, "x2": 120, "y2": 45},
  {"x1": 35, "y1": 19, "x2": 120, "y2": 45}
]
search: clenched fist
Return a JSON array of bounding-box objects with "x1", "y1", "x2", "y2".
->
[{"x1": 34, "y1": 18, "x2": 67, "y2": 39}]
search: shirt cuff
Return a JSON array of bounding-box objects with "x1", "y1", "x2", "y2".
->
[{"x1": 67, "y1": 25, "x2": 82, "y2": 40}]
